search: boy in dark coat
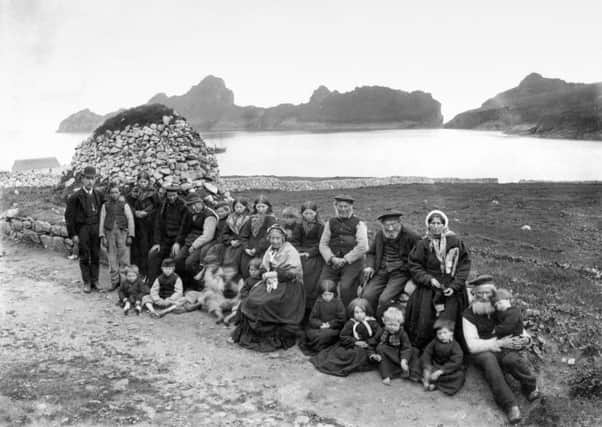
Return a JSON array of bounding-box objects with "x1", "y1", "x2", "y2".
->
[
  {"x1": 421, "y1": 319, "x2": 465, "y2": 395},
  {"x1": 302, "y1": 280, "x2": 346, "y2": 354},
  {"x1": 64, "y1": 166, "x2": 104, "y2": 293},
  {"x1": 374, "y1": 306, "x2": 420, "y2": 385}
]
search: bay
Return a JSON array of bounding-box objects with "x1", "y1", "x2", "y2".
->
[{"x1": 3, "y1": 128, "x2": 601, "y2": 183}]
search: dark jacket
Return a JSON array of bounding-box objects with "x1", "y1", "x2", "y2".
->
[
  {"x1": 339, "y1": 318, "x2": 383, "y2": 351},
  {"x1": 291, "y1": 221, "x2": 324, "y2": 258},
  {"x1": 408, "y1": 234, "x2": 471, "y2": 292},
  {"x1": 153, "y1": 198, "x2": 188, "y2": 245},
  {"x1": 240, "y1": 214, "x2": 277, "y2": 254},
  {"x1": 421, "y1": 339, "x2": 464, "y2": 374},
  {"x1": 378, "y1": 328, "x2": 414, "y2": 361},
  {"x1": 494, "y1": 307, "x2": 524, "y2": 338},
  {"x1": 365, "y1": 227, "x2": 421, "y2": 274},
  {"x1": 65, "y1": 188, "x2": 104, "y2": 238},
  {"x1": 308, "y1": 298, "x2": 346, "y2": 330},
  {"x1": 127, "y1": 187, "x2": 160, "y2": 228},
  {"x1": 118, "y1": 277, "x2": 148, "y2": 303}
]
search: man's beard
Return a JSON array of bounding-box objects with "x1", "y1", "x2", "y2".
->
[{"x1": 472, "y1": 300, "x2": 495, "y2": 315}]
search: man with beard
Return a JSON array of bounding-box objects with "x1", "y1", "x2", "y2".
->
[
  {"x1": 318, "y1": 195, "x2": 369, "y2": 307},
  {"x1": 127, "y1": 171, "x2": 160, "y2": 280},
  {"x1": 360, "y1": 210, "x2": 420, "y2": 319},
  {"x1": 65, "y1": 166, "x2": 104, "y2": 293},
  {"x1": 176, "y1": 193, "x2": 218, "y2": 290},
  {"x1": 462, "y1": 275, "x2": 540, "y2": 425},
  {"x1": 147, "y1": 185, "x2": 188, "y2": 286}
]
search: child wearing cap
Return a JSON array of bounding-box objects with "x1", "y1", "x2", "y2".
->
[
  {"x1": 420, "y1": 319, "x2": 465, "y2": 395},
  {"x1": 118, "y1": 265, "x2": 148, "y2": 315},
  {"x1": 493, "y1": 289, "x2": 524, "y2": 338},
  {"x1": 141, "y1": 258, "x2": 183, "y2": 318}
]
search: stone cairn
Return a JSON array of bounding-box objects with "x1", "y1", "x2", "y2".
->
[{"x1": 66, "y1": 113, "x2": 220, "y2": 192}]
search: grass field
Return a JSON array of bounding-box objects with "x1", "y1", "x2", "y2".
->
[{"x1": 2, "y1": 182, "x2": 601, "y2": 425}]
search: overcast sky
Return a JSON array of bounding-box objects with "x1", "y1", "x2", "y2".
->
[{"x1": 2, "y1": 0, "x2": 601, "y2": 135}]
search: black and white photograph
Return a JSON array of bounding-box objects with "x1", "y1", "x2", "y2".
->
[{"x1": 1, "y1": 1, "x2": 601, "y2": 425}]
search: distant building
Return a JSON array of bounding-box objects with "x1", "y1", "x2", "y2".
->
[{"x1": 11, "y1": 157, "x2": 61, "y2": 173}]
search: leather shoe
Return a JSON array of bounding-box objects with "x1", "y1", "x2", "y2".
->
[
  {"x1": 83, "y1": 282, "x2": 92, "y2": 293},
  {"x1": 507, "y1": 406, "x2": 521, "y2": 424},
  {"x1": 527, "y1": 388, "x2": 541, "y2": 402}
]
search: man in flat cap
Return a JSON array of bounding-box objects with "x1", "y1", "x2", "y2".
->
[
  {"x1": 360, "y1": 210, "x2": 420, "y2": 318},
  {"x1": 65, "y1": 166, "x2": 104, "y2": 293},
  {"x1": 318, "y1": 194, "x2": 369, "y2": 307},
  {"x1": 176, "y1": 192, "x2": 218, "y2": 289},
  {"x1": 147, "y1": 185, "x2": 188, "y2": 286},
  {"x1": 462, "y1": 275, "x2": 539, "y2": 425}
]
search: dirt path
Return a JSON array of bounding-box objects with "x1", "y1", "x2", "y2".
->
[{"x1": 0, "y1": 242, "x2": 514, "y2": 426}]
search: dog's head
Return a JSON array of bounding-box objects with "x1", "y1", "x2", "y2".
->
[
  {"x1": 222, "y1": 266, "x2": 242, "y2": 299},
  {"x1": 203, "y1": 264, "x2": 225, "y2": 293}
]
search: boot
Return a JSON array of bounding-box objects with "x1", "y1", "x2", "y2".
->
[
  {"x1": 507, "y1": 406, "x2": 521, "y2": 425},
  {"x1": 527, "y1": 387, "x2": 541, "y2": 402},
  {"x1": 83, "y1": 282, "x2": 92, "y2": 293}
]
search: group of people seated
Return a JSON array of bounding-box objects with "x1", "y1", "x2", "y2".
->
[{"x1": 64, "y1": 166, "x2": 540, "y2": 424}]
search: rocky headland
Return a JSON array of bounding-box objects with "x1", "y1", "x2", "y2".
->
[
  {"x1": 445, "y1": 73, "x2": 602, "y2": 140},
  {"x1": 58, "y1": 76, "x2": 443, "y2": 133}
]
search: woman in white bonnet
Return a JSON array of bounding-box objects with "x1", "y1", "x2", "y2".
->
[{"x1": 405, "y1": 210, "x2": 471, "y2": 350}]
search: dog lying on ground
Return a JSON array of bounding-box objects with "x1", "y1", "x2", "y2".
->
[{"x1": 194, "y1": 264, "x2": 242, "y2": 323}]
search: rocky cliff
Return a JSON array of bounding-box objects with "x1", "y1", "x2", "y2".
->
[
  {"x1": 59, "y1": 76, "x2": 443, "y2": 132},
  {"x1": 57, "y1": 109, "x2": 119, "y2": 133},
  {"x1": 445, "y1": 73, "x2": 602, "y2": 140}
]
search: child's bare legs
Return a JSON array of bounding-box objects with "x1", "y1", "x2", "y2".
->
[
  {"x1": 423, "y1": 369, "x2": 433, "y2": 391},
  {"x1": 144, "y1": 302, "x2": 160, "y2": 318},
  {"x1": 156, "y1": 304, "x2": 178, "y2": 318},
  {"x1": 135, "y1": 301, "x2": 142, "y2": 315},
  {"x1": 123, "y1": 300, "x2": 131, "y2": 315}
]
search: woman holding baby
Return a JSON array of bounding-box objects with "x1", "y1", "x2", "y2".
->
[{"x1": 231, "y1": 224, "x2": 306, "y2": 352}]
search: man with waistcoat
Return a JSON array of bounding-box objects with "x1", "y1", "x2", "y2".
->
[
  {"x1": 176, "y1": 192, "x2": 218, "y2": 289},
  {"x1": 65, "y1": 166, "x2": 104, "y2": 293},
  {"x1": 360, "y1": 210, "x2": 420, "y2": 319},
  {"x1": 147, "y1": 185, "x2": 188, "y2": 286},
  {"x1": 318, "y1": 194, "x2": 369, "y2": 307},
  {"x1": 462, "y1": 275, "x2": 540, "y2": 425},
  {"x1": 99, "y1": 183, "x2": 135, "y2": 290}
]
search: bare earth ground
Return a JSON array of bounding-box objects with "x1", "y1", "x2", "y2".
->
[{"x1": 1, "y1": 183, "x2": 602, "y2": 426}]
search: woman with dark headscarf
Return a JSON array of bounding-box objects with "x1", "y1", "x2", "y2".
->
[
  {"x1": 290, "y1": 201, "x2": 325, "y2": 317},
  {"x1": 239, "y1": 195, "x2": 277, "y2": 278},
  {"x1": 231, "y1": 224, "x2": 306, "y2": 352},
  {"x1": 406, "y1": 210, "x2": 471, "y2": 350}
]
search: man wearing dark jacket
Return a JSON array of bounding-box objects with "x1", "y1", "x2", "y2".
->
[
  {"x1": 147, "y1": 185, "x2": 188, "y2": 286},
  {"x1": 360, "y1": 210, "x2": 420, "y2": 319},
  {"x1": 65, "y1": 166, "x2": 104, "y2": 293}
]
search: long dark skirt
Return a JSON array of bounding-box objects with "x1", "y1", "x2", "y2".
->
[
  {"x1": 405, "y1": 287, "x2": 467, "y2": 350},
  {"x1": 131, "y1": 222, "x2": 153, "y2": 277},
  {"x1": 231, "y1": 278, "x2": 305, "y2": 352},
  {"x1": 310, "y1": 344, "x2": 376, "y2": 377},
  {"x1": 301, "y1": 255, "x2": 325, "y2": 311},
  {"x1": 300, "y1": 328, "x2": 340, "y2": 355}
]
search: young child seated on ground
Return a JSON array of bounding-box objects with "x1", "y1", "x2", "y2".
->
[
  {"x1": 373, "y1": 306, "x2": 419, "y2": 385},
  {"x1": 118, "y1": 265, "x2": 148, "y2": 315},
  {"x1": 303, "y1": 280, "x2": 346, "y2": 354},
  {"x1": 223, "y1": 258, "x2": 262, "y2": 326},
  {"x1": 141, "y1": 258, "x2": 183, "y2": 318},
  {"x1": 493, "y1": 288, "x2": 524, "y2": 338},
  {"x1": 420, "y1": 319, "x2": 465, "y2": 395},
  {"x1": 310, "y1": 298, "x2": 382, "y2": 377}
]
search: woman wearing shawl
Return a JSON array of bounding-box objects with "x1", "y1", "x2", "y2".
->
[
  {"x1": 290, "y1": 201, "x2": 325, "y2": 318},
  {"x1": 310, "y1": 298, "x2": 382, "y2": 377},
  {"x1": 239, "y1": 195, "x2": 277, "y2": 278},
  {"x1": 231, "y1": 224, "x2": 306, "y2": 352},
  {"x1": 222, "y1": 198, "x2": 251, "y2": 273},
  {"x1": 406, "y1": 210, "x2": 471, "y2": 350}
]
